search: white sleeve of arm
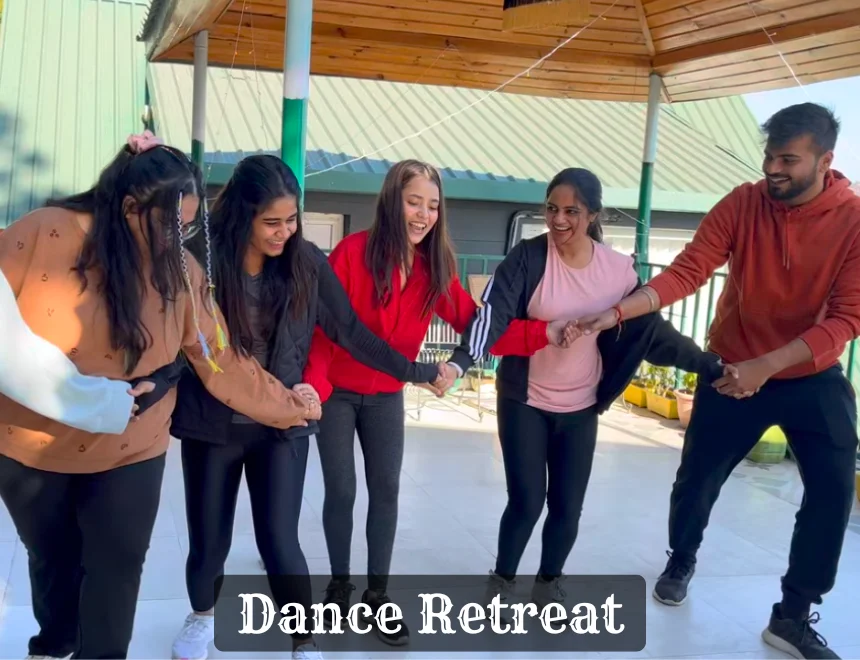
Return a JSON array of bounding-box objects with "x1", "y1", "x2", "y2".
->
[{"x1": 0, "y1": 270, "x2": 134, "y2": 434}]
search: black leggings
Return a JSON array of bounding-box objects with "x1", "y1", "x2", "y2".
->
[
  {"x1": 0, "y1": 453, "x2": 165, "y2": 659},
  {"x1": 316, "y1": 388, "x2": 405, "y2": 593},
  {"x1": 495, "y1": 397, "x2": 599, "y2": 580},
  {"x1": 181, "y1": 424, "x2": 312, "y2": 636}
]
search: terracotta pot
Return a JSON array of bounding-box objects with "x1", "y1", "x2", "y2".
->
[{"x1": 674, "y1": 389, "x2": 694, "y2": 428}]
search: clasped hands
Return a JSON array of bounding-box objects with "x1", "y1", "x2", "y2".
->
[
  {"x1": 415, "y1": 362, "x2": 459, "y2": 398},
  {"x1": 546, "y1": 314, "x2": 774, "y2": 401}
]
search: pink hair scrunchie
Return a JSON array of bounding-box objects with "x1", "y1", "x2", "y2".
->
[{"x1": 127, "y1": 130, "x2": 164, "y2": 154}]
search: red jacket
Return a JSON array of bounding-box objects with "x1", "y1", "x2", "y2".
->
[
  {"x1": 648, "y1": 170, "x2": 860, "y2": 379},
  {"x1": 303, "y1": 230, "x2": 541, "y2": 401}
]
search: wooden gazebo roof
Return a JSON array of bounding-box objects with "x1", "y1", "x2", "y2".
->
[{"x1": 140, "y1": 0, "x2": 860, "y2": 103}]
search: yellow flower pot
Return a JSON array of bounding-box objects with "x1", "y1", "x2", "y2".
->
[
  {"x1": 623, "y1": 382, "x2": 648, "y2": 407},
  {"x1": 747, "y1": 425, "x2": 787, "y2": 464},
  {"x1": 646, "y1": 390, "x2": 678, "y2": 420}
]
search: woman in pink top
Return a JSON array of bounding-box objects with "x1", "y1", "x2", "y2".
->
[{"x1": 444, "y1": 168, "x2": 728, "y2": 611}]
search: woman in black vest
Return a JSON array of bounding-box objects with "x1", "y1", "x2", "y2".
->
[
  {"x1": 443, "y1": 168, "x2": 732, "y2": 615},
  {"x1": 168, "y1": 155, "x2": 443, "y2": 660}
]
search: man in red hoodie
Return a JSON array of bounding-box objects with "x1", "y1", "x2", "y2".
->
[{"x1": 581, "y1": 103, "x2": 860, "y2": 660}]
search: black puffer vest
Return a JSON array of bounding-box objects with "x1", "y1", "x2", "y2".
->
[{"x1": 170, "y1": 250, "x2": 322, "y2": 446}]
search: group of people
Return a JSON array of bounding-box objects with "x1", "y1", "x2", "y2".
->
[{"x1": 0, "y1": 100, "x2": 856, "y2": 660}]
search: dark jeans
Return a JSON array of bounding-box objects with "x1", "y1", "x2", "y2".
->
[
  {"x1": 670, "y1": 364, "x2": 858, "y2": 609},
  {"x1": 495, "y1": 397, "x2": 599, "y2": 579},
  {"x1": 0, "y1": 453, "x2": 165, "y2": 659},
  {"x1": 181, "y1": 424, "x2": 312, "y2": 636},
  {"x1": 316, "y1": 388, "x2": 405, "y2": 592}
]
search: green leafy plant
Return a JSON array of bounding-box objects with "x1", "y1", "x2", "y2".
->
[
  {"x1": 678, "y1": 371, "x2": 697, "y2": 394},
  {"x1": 643, "y1": 363, "x2": 676, "y2": 398}
]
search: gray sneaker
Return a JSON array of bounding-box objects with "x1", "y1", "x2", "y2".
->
[
  {"x1": 531, "y1": 574, "x2": 566, "y2": 609},
  {"x1": 483, "y1": 570, "x2": 515, "y2": 621}
]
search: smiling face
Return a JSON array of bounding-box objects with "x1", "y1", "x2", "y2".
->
[
  {"x1": 544, "y1": 184, "x2": 595, "y2": 248},
  {"x1": 248, "y1": 195, "x2": 299, "y2": 259},
  {"x1": 401, "y1": 175, "x2": 440, "y2": 245},
  {"x1": 763, "y1": 134, "x2": 832, "y2": 206}
]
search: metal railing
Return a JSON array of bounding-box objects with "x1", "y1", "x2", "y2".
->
[{"x1": 325, "y1": 249, "x2": 860, "y2": 397}]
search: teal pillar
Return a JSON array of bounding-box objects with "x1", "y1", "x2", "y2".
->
[
  {"x1": 635, "y1": 72, "x2": 662, "y2": 280},
  {"x1": 191, "y1": 30, "x2": 208, "y2": 175},
  {"x1": 281, "y1": 0, "x2": 313, "y2": 204}
]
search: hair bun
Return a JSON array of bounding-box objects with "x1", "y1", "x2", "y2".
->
[{"x1": 127, "y1": 130, "x2": 164, "y2": 154}]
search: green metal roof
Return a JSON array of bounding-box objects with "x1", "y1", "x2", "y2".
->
[
  {"x1": 667, "y1": 97, "x2": 764, "y2": 170},
  {"x1": 149, "y1": 63, "x2": 763, "y2": 214},
  {"x1": 0, "y1": 0, "x2": 765, "y2": 225},
  {"x1": 0, "y1": 0, "x2": 149, "y2": 227}
]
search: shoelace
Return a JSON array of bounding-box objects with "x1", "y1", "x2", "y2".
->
[
  {"x1": 182, "y1": 616, "x2": 214, "y2": 640},
  {"x1": 548, "y1": 576, "x2": 567, "y2": 601},
  {"x1": 324, "y1": 581, "x2": 355, "y2": 603},
  {"x1": 664, "y1": 550, "x2": 694, "y2": 579},
  {"x1": 800, "y1": 612, "x2": 829, "y2": 648}
]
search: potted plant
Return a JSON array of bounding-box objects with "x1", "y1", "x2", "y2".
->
[
  {"x1": 623, "y1": 365, "x2": 649, "y2": 408},
  {"x1": 674, "y1": 372, "x2": 697, "y2": 429},
  {"x1": 645, "y1": 364, "x2": 679, "y2": 420}
]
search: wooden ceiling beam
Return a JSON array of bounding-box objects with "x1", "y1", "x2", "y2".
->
[
  {"x1": 652, "y1": 9, "x2": 860, "y2": 70},
  {"x1": 214, "y1": 8, "x2": 649, "y2": 54},
  {"x1": 308, "y1": 24, "x2": 651, "y2": 70},
  {"x1": 668, "y1": 63, "x2": 860, "y2": 101}
]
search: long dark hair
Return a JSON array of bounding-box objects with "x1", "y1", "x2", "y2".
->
[
  {"x1": 365, "y1": 159, "x2": 457, "y2": 318},
  {"x1": 47, "y1": 143, "x2": 201, "y2": 375},
  {"x1": 194, "y1": 155, "x2": 314, "y2": 357},
  {"x1": 546, "y1": 168, "x2": 604, "y2": 242}
]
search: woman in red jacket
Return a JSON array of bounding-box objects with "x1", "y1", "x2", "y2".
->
[{"x1": 301, "y1": 160, "x2": 551, "y2": 646}]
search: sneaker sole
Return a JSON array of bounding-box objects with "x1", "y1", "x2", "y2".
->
[
  {"x1": 359, "y1": 612, "x2": 410, "y2": 647},
  {"x1": 652, "y1": 588, "x2": 686, "y2": 606},
  {"x1": 761, "y1": 627, "x2": 804, "y2": 659}
]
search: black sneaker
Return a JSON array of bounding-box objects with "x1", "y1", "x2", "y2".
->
[
  {"x1": 320, "y1": 578, "x2": 355, "y2": 630},
  {"x1": 360, "y1": 589, "x2": 410, "y2": 646},
  {"x1": 653, "y1": 550, "x2": 696, "y2": 606},
  {"x1": 762, "y1": 604, "x2": 840, "y2": 659}
]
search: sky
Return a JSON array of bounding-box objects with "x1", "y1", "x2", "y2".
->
[{"x1": 743, "y1": 75, "x2": 860, "y2": 182}]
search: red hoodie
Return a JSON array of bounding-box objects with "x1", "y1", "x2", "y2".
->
[
  {"x1": 647, "y1": 170, "x2": 860, "y2": 379},
  {"x1": 303, "y1": 231, "x2": 480, "y2": 402}
]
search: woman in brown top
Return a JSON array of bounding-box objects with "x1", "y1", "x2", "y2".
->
[{"x1": 0, "y1": 133, "x2": 317, "y2": 660}]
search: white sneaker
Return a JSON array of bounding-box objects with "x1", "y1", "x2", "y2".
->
[
  {"x1": 292, "y1": 641, "x2": 324, "y2": 659},
  {"x1": 172, "y1": 612, "x2": 216, "y2": 660}
]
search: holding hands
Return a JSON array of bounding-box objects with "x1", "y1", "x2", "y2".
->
[
  {"x1": 712, "y1": 358, "x2": 771, "y2": 399},
  {"x1": 293, "y1": 383, "x2": 322, "y2": 420},
  {"x1": 415, "y1": 362, "x2": 459, "y2": 398},
  {"x1": 126, "y1": 380, "x2": 156, "y2": 423},
  {"x1": 546, "y1": 320, "x2": 583, "y2": 348}
]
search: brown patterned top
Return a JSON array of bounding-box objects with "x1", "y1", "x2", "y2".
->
[{"x1": 0, "y1": 208, "x2": 314, "y2": 474}]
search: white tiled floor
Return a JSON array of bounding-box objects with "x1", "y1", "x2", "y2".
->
[{"x1": 1, "y1": 396, "x2": 860, "y2": 659}]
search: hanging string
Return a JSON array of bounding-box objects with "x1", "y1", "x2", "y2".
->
[
  {"x1": 305, "y1": 0, "x2": 622, "y2": 178},
  {"x1": 742, "y1": 0, "x2": 859, "y2": 171},
  {"x1": 306, "y1": 44, "x2": 457, "y2": 173}
]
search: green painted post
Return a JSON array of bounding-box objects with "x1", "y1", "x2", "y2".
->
[
  {"x1": 634, "y1": 73, "x2": 662, "y2": 280},
  {"x1": 191, "y1": 30, "x2": 208, "y2": 174},
  {"x1": 281, "y1": 0, "x2": 314, "y2": 204}
]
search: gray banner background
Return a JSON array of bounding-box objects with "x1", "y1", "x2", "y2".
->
[{"x1": 213, "y1": 574, "x2": 646, "y2": 654}]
